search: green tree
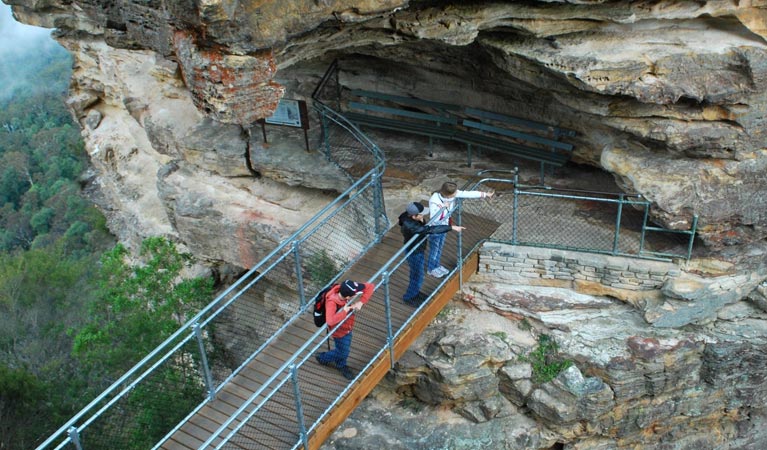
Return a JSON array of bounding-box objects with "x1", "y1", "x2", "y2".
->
[
  {"x1": 0, "y1": 244, "x2": 99, "y2": 449},
  {"x1": 73, "y1": 237, "x2": 214, "y2": 375},
  {"x1": 69, "y1": 237, "x2": 213, "y2": 449},
  {"x1": 0, "y1": 366, "x2": 47, "y2": 450}
]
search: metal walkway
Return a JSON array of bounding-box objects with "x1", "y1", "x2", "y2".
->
[
  {"x1": 37, "y1": 59, "x2": 695, "y2": 450},
  {"x1": 161, "y1": 212, "x2": 500, "y2": 450}
]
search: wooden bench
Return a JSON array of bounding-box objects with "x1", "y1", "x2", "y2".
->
[
  {"x1": 346, "y1": 92, "x2": 458, "y2": 156},
  {"x1": 452, "y1": 127, "x2": 570, "y2": 167},
  {"x1": 343, "y1": 91, "x2": 575, "y2": 177},
  {"x1": 464, "y1": 107, "x2": 576, "y2": 139}
]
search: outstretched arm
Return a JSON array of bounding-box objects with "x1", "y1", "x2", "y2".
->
[{"x1": 457, "y1": 189, "x2": 494, "y2": 199}]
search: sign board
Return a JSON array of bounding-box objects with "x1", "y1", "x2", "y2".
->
[
  {"x1": 259, "y1": 99, "x2": 311, "y2": 151},
  {"x1": 265, "y1": 99, "x2": 306, "y2": 128}
]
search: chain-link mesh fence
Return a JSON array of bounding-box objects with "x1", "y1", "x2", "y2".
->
[
  {"x1": 42, "y1": 62, "x2": 388, "y2": 450},
  {"x1": 461, "y1": 176, "x2": 695, "y2": 260},
  {"x1": 45, "y1": 62, "x2": 698, "y2": 450}
]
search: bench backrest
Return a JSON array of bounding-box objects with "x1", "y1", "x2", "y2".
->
[
  {"x1": 349, "y1": 102, "x2": 458, "y2": 125},
  {"x1": 464, "y1": 107, "x2": 576, "y2": 139},
  {"x1": 463, "y1": 120, "x2": 573, "y2": 152},
  {"x1": 350, "y1": 89, "x2": 462, "y2": 112}
]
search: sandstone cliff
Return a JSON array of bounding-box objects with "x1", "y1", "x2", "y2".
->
[
  {"x1": 6, "y1": 0, "x2": 767, "y2": 268},
  {"x1": 5, "y1": 0, "x2": 767, "y2": 448}
]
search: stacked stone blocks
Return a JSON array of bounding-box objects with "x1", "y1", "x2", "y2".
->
[{"x1": 479, "y1": 244, "x2": 678, "y2": 292}]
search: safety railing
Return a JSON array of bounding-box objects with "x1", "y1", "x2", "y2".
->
[
  {"x1": 37, "y1": 64, "x2": 388, "y2": 450},
  {"x1": 205, "y1": 204, "x2": 470, "y2": 450},
  {"x1": 42, "y1": 59, "x2": 698, "y2": 450},
  {"x1": 461, "y1": 169, "x2": 697, "y2": 261}
]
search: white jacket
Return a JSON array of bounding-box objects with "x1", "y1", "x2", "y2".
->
[{"x1": 428, "y1": 190, "x2": 484, "y2": 226}]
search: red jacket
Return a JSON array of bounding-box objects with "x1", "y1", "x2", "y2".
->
[{"x1": 324, "y1": 282, "x2": 374, "y2": 338}]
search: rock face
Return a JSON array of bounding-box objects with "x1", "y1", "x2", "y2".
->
[
  {"x1": 6, "y1": 1, "x2": 767, "y2": 448},
  {"x1": 7, "y1": 0, "x2": 767, "y2": 262},
  {"x1": 322, "y1": 261, "x2": 767, "y2": 450}
]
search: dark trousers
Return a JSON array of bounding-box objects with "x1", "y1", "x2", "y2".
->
[
  {"x1": 317, "y1": 332, "x2": 352, "y2": 369},
  {"x1": 404, "y1": 251, "x2": 425, "y2": 301}
]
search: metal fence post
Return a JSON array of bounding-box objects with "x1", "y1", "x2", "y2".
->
[
  {"x1": 383, "y1": 272, "x2": 395, "y2": 368},
  {"x1": 612, "y1": 194, "x2": 624, "y2": 255},
  {"x1": 373, "y1": 172, "x2": 384, "y2": 238},
  {"x1": 293, "y1": 240, "x2": 306, "y2": 307},
  {"x1": 67, "y1": 426, "x2": 83, "y2": 450},
  {"x1": 320, "y1": 112, "x2": 331, "y2": 158},
  {"x1": 512, "y1": 168, "x2": 519, "y2": 244},
  {"x1": 290, "y1": 364, "x2": 310, "y2": 450},
  {"x1": 639, "y1": 201, "x2": 649, "y2": 255},
  {"x1": 687, "y1": 215, "x2": 698, "y2": 260},
  {"x1": 334, "y1": 62, "x2": 341, "y2": 112},
  {"x1": 193, "y1": 323, "x2": 216, "y2": 401},
  {"x1": 457, "y1": 199, "x2": 464, "y2": 289}
]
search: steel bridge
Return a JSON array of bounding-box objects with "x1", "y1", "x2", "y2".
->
[{"x1": 38, "y1": 61, "x2": 696, "y2": 450}]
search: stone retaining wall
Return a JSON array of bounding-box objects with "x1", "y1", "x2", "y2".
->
[{"x1": 478, "y1": 243, "x2": 680, "y2": 294}]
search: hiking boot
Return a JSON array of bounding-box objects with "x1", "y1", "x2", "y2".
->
[
  {"x1": 315, "y1": 354, "x2": 335, "y2": 368},
  {"x1": 339, "y1": 366, "x2": 355, "y2": 380},
  {"x1": 404, "y1": 292, "x2": 428, "y2": 307},
  {"x1": 427, "y1": 268, "x2": 446, "y2": 278}
]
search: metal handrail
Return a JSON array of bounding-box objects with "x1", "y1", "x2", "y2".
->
[
  {"x1": 43, "y1": 59, "x2": 697, "y2": 450},
  {"x1": 464, "y1": 171, "x2": 696, "y2": 261},
  {"x1": 206, "y1": 207, "x2": 456, "y2": 449},
  {"x1": 38, "y1": 60, "x2": 388, "y2": 450}
]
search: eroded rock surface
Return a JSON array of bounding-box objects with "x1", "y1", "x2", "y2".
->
[
  {"x1": 6, "y1": 0, "x2": 767, "y2": 261},
  {"x1": 322, "y1": 282, "x2": 767, "y2": 450},
  {"x1": 5, "y1": 2, "x2": 767, "y2": 447}
]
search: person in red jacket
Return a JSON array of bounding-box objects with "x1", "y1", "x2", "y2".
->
[{"x1": 315, "y1": 279, "x2": 374, "y2": 380}]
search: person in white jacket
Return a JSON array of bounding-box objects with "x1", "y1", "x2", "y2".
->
[{"x1": 427, "y1": 181, "x2": 493, "y2": 278}]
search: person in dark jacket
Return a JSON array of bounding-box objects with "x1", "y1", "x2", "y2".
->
[{"x1": 398, "y1": 202, "x2": 464, "y2": 306}]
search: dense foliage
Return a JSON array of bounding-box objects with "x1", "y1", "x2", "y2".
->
[
  {"x1": 0, "y1": 34, "x2": 213, "y2": 449},
  {"x1": 0, "y1": 41, "x2": 108, "y2": 255},
  {"x1": 73, "y1": 238, "x2": 213, "y2": 376}
]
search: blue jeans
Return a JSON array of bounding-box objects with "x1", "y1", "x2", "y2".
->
[
  {"x1": 404, "y1": 251, "x2": 425, "y2": 301},
  {"x1": 427, "y1": 233, "x2": 446, "y2": 272},
  {"x1": 318, "y1": 332, "x2": 352, "y2": 369}
]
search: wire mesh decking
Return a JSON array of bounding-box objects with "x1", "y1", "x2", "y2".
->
[{"x1": 158, "y1": 212, "x2": 498, "y2": 450}]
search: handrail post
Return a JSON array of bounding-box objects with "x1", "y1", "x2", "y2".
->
[
  {"x1": 334, "y1": 61, "x2": 341, "y2": 112},
  {"x1": 293, "y1": 241, "x2": 306, "y2": 307},
  {"x1": 457, "y1": 199, "x2": 464, "y2": 290},
  {"x1": 687, "y1": 215, "x2": 698, "y2": 260},
  {"x1": 290, "y1": 364, "x2": 310, "y2": 450},
  {"x1": 373, "y1": 171, "x2": 384, "y2": 239},
  {"x1": 639, "y1": 200, "x2": 649, "y2": 255},
  {"x1": 67, "y1": 426, "x2": 83, "y2": 450},
  {"x1": 382, "y1": 272, "x2": 395, "y2": 368},
  {"x1": 512, "y1": 167, "x2": 519, "y2": 244},
  {"x1": 194, "y1": 323, "x2": 216, "y2": 401},
  {"x1": 613, "y1": 194, "x2": 624, "y2": 255},
  {"x1": 320, "y1": 111, "x2": 330, "y2": 158}
]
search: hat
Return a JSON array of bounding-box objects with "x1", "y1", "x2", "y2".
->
[
  {"x1": 406, "y1": 202, "x2": 426, "y2": 216},
  {"x1": 339, "y1": 279, "x2": 363, "y2": 298}
]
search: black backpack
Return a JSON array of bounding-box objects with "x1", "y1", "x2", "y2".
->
[{"x1": 312, "y1": 286, "x2": 334, "y2": 327}]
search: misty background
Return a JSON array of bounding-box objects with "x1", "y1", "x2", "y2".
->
[{"x1": 0, "y1": 2, "x2": 70, "y2": 101}]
